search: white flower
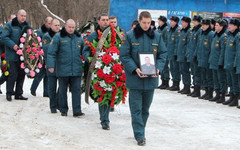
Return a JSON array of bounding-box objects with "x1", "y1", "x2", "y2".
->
[
  {"x1": 115, "y1": 96, "x2": 119, "y2": 99},
  {"x1": 91, "y1": 73, "x2": 97, "y2": 80},
  {"x1": 19, "y1": 43, "x2": 24, "y2": 48},
  {"x1": 99, "y1": 51, "x2": 106, "y2": 57},
  {"x1": 106, "y1": 86, "x2": 112, "y2": 91},
  {"x1": 35, "y1": 68, "x2": 40, "y2": 73},
  {"x1": 39, "y1": 42, "x2": 42, "y2": 47},
  {"x1": 100, "y1": 81, "x2": 106, "y2": 87},
  {"x1": 112, "y1": 53, "x2": 119, "y2": 60},
  {"x1": 20, "y1": 56, "x2": 24, "y2": 61},
  {"x1": 22, "y1": 33, "x2": 27, "y2": 37},
  {"x1": 95, "y1": 61, "x2": 102, "y2": 69},
  {"x1": 24, "y1": 68, "x2": 30, "y2": 73},
  {"x1": 103, "y1": 66, "x2": 111, "y2": 74}
]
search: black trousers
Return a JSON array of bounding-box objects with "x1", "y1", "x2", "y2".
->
[{"x1": 6, "y1": 61, "x2": 25, "y2": 97}]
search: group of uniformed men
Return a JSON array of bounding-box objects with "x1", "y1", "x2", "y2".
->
[{"x1": 156, "y1": 14, "x2": 240, "y2": 109}]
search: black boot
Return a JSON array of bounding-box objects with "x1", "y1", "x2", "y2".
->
[
  {"x1": 167, "y1": 81, "x2": 180, "y2": 91},
  {"x1": 228, "y1": 94, "x2": 239, "y2": 106},
  {"x1": 199, "y1": 88, "x2": 209, "y2": 99},
  {"x1": 216, "y1": 92, "x2": 225, "y2": 103},
  {"x1": 191, "y1": 86, "x2": 201, "y2": 97},
  {"x1": 222, "y1": 93, "x2": 234, "y2": 105},
  {"x1": 204, "y1": 88, "x2": 213, "y2": 100},
  {"x1": 181, "y1": 85, "x2": 190, "y2": 94},
  {"x1": 187, "y1": 86, "x2": 194, "y2": 96},
  {"x1": 178, "y1": 87, "x2": 184, "y2": 93},
  {"x1": 158, "y1": 80, "x2": 169, "y2": 89},
  {"x1": 209, "y1": 91, "x2": 220, "y2": 102}
]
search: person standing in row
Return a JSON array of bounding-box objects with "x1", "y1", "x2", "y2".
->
[
  {"x1": 47, "y1": 19, "x2": 85, "y2": 117},
  {"x1": 42, "y1": 19, "x2": 60, "y2": 113},
  {"x1": 120, "y1": 11, "x2": 167, "y2": 146}
]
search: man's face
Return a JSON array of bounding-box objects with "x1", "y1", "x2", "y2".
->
[
  {"x1": 215, "y1": 23, "x2": 223, "y2": 33},
  {"x1": 181, "y1": 20, "x2": 188, "y2": 28},
  {"x1": 201, "y1": 24, "x2": 209, "y2": 31},
  {"x1": 98, "y1": 16, "x2": 109, "y2": 29},
  {"x1": 193, "y1": 20, "x2": 200, "y2": 26},
  {"x1": 170, "y1": 20, "x2": 177, "y2": 28},
  {"x1": 228, "y1": 24, "x2": 238, "y2": 33},
  {"x1": 158, "y1": 20, "x2": 164, "y2": 27},
  {"x1": 145, "y1": 57, "x2": 150, "y2": 65},
  {"x1": 51, "y1": 20, "x2": 60, "y2": 33},
  {"x1": 45, "y1": 18, "x2": 53, "y2": 29},
  {"x1": 17, "y1": 12, "x2": 27, "y2": 24},
  {"x1": 139, "y1": 17, "x2": 151, "y2": 31},
  {"x1": 109, "y1": 18, "x2": 117, "y2": 27},
  {"x1": 65, "y1": 22, "x2": 76, "y2": 34}
]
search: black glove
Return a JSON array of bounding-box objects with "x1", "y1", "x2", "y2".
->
[
  {"x1": 174, "y1": 55, "x2": 177, "y2": 60},
  {"x1": 218, "y1": 65, "x2": 223, "y2": 69},
  {"x1": 193, "y1": 56, "x2": 197, "y2": 62}
]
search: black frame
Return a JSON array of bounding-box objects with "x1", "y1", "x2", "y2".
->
[{"x1": 138, "y1": 52, "x2": 157, "y2": 75}]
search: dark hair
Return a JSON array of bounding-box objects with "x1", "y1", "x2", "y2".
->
[
  {"x1": 97, "y1": 13, "x2": 108, "y2": 20},
  {"x1": 139, "y1": 11, "x2": 151, "y2": 20},
  {"x1": 131, "y1": 20, "x2": 138, "y2": 27},
  {"x1": 109, "y1": 16, "x2": 116, "y2": 20}
]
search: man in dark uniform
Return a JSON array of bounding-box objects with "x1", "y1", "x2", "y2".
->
[
  {"x1": 47, "y1": 19, "x2": 85, "y2": 117},
  {"x1": 157, "y1": 15, "x2": 169, "y2": 89},
  {"x1": 176, "y1": 16, "x2": 191, "y2": 94},
  {"x1": 222, "y1": 18, "x2": 240, "y2": 106},
  {"x1": 2, "y1": 9, "x2": 30, "y2": 101},
  {"x1": 208, "y1": 19, "x2": 227, "y2": 103},
  {"x1": 186, "y1": 15, "x2": 202, "y2": 97},
  {"x1": 30, "y1": 16, "x2": 53, "y2": 97},
  {"x1": 120, "y1": 11, "x2": 167, "y2": 146},
  {"x1": 42, "y1": 19, "x2": 60, "y2": 113},
  {"x1": 167, "y1": 16, "x2": 181, "y2": 91}
]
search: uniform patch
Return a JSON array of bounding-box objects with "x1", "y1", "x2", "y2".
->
[
  {"x1": 61, "y1": 40, "x2": 68, "y2": 43},
  {"x1": 153, "y1": 47, "x2": 157, "y2": 54},
  {"x1": 3, "y1": 26, "x2": 7, "y2": 30},
  {"x1": 50, "y1": 39, "x2": 53, "y2": 45},
  {"x1": 132, "y1": 43, "x2": 140, "y2": 46},
  {"x1": 42, "y1": 39, "x2": 47, "y2": 45},
  {"x1": 229, "y1": 43, "x2": 233, "y2": 47},
  {"x1": 215, "y1": 43, "x2": 219, "y2": 47},
  {"x1": 204, "y1": 41, "x2": 208, "y2": 45},
  {"x1": 121, "y1": 40, "x2": 125, "y2": 45},
  {"x1": 152, "y1": 43, "x2": 158, "y2": 46}
]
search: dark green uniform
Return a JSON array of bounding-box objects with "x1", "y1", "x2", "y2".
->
[
  {"x1": 47, "y1": 27, "x2": 85, "y2": 115},
  {"x1": 120, "y1": 24, "x2": 167, "y2": 142}
]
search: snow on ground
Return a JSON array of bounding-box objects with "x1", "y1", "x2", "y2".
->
[{"x1": 0, "y1": 78, "x2": 240, "y2": 150}]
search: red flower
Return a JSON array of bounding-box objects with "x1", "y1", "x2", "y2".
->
[
  {"x1": 119, "y1": 72, "x2": 126, "y2": 81},
  {"x1": 94, "y1": 84, "x2": 103, "y2": 91},
  {"x1": 97, "y1": 69, "x2": 105, "y2": 79},
  {"x1": 1, "y1": 53, "x2": 5, "y2": 59},
  {"x1": 97, "y1": 29, "x2": 102, "y2": 40},
  {"x1": 1, "y1": 66, "x2": 7, "y2": 72},
  {"x1": 104, "y1": 74, "x2": 116, "y2": 83},
  {"x1": 116, "y1": 80, "x2": 122, "y2": 87},
  {"x1": 108, "y1": 46, "x2": 119, "y2": 55},
  {"x1": 80, "y1": 56, "x2": 85, "y2": 61},
  {"x1": 102, "y1": 54, "x2": 112, "y2": 65},
  {"x1": 112, "y1": 63, "x2": 122, "y2": 74}
]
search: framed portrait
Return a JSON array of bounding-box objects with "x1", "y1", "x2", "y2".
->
[{"x1": 138, "y1": 52, "x2": 157, "y2": 75}]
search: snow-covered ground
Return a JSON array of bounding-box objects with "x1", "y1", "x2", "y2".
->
[{"x1": 0, "y1": 78, "x2": 240, "y2": 150}]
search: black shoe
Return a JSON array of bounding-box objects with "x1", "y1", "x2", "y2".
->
[
  {"x1": 6, "y1": 95, "x2": 12, "y2": 101},
  {"x1": 191, "y1": 86, "x2": 201, "y2": 97},
  {"x1": 110, "y1": 107, "x2": 114, "y2": 112},
  {"x1": 0, "y1": 89, "x2": 2, "y2": 94},
  {"x1": 204, "y1": 89, "x2": 213, "y2": 100},
  {"x1": 223, "y1": 94, "x2": 234, "y2": 105},
  {"x1": 237, "y1": 106, "x2": 240, "y2": 109},
  {"x1": 199, "y1": 89, "x2": 208, "y2": 99},
  {"x1": 216, "y1": 93, "x2": 225, "y2": 103},
  {"x1": 102, "y1": 124, "x2": 110, "y2": 130},
  {"x1": 31, "y1": 91, "x2": 36, "y2": 96},
  {"x1": 61, "y1": 112, "x2": 67, "y2": 116},
  {"x1": 158, "y1": 80, "x2": 169, "y2": 89},
  {"x1": 228, "y1": 95, "x2": 239, "y2": 107},
  {"x1": 43, "y1": 94, "x2": 49, "y2": 97},
  {"x1": 181, "y1": 85, "x2": 191, "y2": 95},
  {"x1": 137, "y1": 138, "x2": 146, "y2": 146},
  {"x1": 209, "y1": 91, "x2": 220, "y2": 102},
  {"x1": 51, "y1": 109, "x2": 57, "y2": 113},
  {"x1": 15, "y1": 95, "x2": 28, "y2": 100},
  {"x1": 73, "y1": 112, "x2": 85, "y2": 117}
]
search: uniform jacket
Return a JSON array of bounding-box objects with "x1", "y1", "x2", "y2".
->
[
  {"x1": 176, "y1": 25, "x2": 191, "y2": 62},
  {"x1": 119, "y1": 23, "x2": 167, "y2": 90},
  {"x1": 42, "y1": 28, "x2": 57, "y2": 76},
  {"x1": 47, "y1": 27, "x2": 85, "y2": 77},
  {"x1": 157, "y1": 23, "x2": 168, "y2": 46},
  {"x1": 234, "y1": 34, "x2": 240, "y2": 74},
  {"x1": 209, "y1": 28, "x2": 227, "y2": 70},
  {"x1": 0, "y1": 26, "x2": 4, "y2": 55},
  {"x1": 167, "y1": 24, "x2": 180, "y2": 60},
  {"x1": 186, "y1": 24, "x2": 201, "y2": 62},
  {"x1": 194, "y1": 27, "x2": 214, "y2": 68},
  {"x1": 36, "y1": 24, "x2": 49, "y2": 38},
  {"x1": 224, "y1": 29, "x2": 239, "y2": 70},
  {"x1": 2, "y1": 17, "x2": 31, "y2": 61}
]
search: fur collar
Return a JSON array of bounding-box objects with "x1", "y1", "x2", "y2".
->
[
  {"x1": 60, "y1": 27, "x2": 80, "y2": 37},
  {"x1": 11, "y1": 17, "x2": 28, "y2": 27},
  {"x1": 192, "y1": 24, "x2": 201, "y2": 32},
  {"x1": 202, "y1": 27, "x2": 212, "y2": 35},
  {"x1": 158, "y1": 23, "x2": 168, "y2": 31},
  {"x1": 181, "y1": 25, "x2": 190, "y2": 32},
  {"x1": 170, "y1": 24, "x2": 178, "y2": 32},
  {"x1": 215, "y1": 27, "x2": 226, "y2": 37},
  {"x1": 48, "y1": 28, "x2": 56, "y2": 37},
  {"x1": 41, "y1": 24, "x2": 49, "y2": 33},
  {"x1": 230, "y1": 28, "x2": 239, "y2": 37},
  {"x1": 134, "y1": 23, "x2": 154, "y2": 39}
]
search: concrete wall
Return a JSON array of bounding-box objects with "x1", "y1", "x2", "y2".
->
[{"x1": 109, "y1": 0, "x2": 240, "y2": 31}]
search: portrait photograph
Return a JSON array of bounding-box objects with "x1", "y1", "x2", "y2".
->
[{"x1": 138, "y1": 52, "x2": 157, "y2": 75}]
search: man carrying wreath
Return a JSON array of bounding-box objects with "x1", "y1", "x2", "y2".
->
[{"x1": 120, "y1": 11, "x2": 167, "y2": 146}]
